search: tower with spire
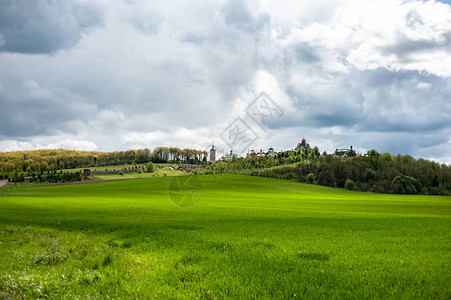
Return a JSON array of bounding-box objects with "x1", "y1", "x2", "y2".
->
[{"x1": 209, "y1": 145, "x2": 216, "y2": 163}]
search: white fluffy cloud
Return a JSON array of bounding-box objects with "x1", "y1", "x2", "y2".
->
[
  {"x1": 0, "y1": 139, "x2": 98, "y2": 152},
  {"x1": 0, "y1": 0, "x2": 450, "y2": 163}
]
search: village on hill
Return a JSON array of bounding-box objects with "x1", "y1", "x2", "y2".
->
[{"x1": 209, "y1": 137, "x2": 356, "y2": 163}]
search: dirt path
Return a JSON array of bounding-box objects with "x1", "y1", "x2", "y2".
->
[{"x1": 0, "y1": 180, "x2": 8, "y2": 188}]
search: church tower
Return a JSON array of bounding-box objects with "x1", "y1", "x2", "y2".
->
[{"x1": 209, "y1": 145, "x2": 216, "y2": 163}]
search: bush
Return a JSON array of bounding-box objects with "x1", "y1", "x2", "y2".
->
[
  {"x1": 193, "y1": 169, "x2": 205, "y2": 175},
  {"x1": 306, "y1": 173, "x2": 315, "y2": 184},
  {"x1": 391, "y1": 174, "x2": 422, "y2": 194},
  {"x1": 356, "y1": 182, "x2": 370, "y2": 192},
  {"x1": 429, "y1": 184, "x2": 447, "y2": 195},
  {"x1": 371, "y1": 180, "x2": 392, "y2": 193},
  {"x1": 344, "y1": 179, "x2": 356, "y2": 191},
  {"x1": 146, "y1": 162, "x2": 155, "y2": 173}
]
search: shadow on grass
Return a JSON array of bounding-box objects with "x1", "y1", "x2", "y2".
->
[{"x1": 299, "y1": 251, "x2": 330, "y2": 261}]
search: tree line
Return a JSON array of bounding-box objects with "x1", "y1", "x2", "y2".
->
[
  {"x1": 0, "y1": 147, "x2": 207, "y2": 174},
  {"x1": 6, "y1": 170, "x2": 83, "y2": 184}
]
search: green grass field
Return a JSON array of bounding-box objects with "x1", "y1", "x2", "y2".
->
[{"x1": 0, "y1": 174, "x2": 450, "y2": 299}]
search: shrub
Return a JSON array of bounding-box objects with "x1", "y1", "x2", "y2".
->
[
  {"x1": 250, "y1": 170, "x2": 260, "y2": 176},
  {"x1": 193, "y1": 169, "x2": 205, "y2": 175},
  {"x1": 356, "y1": 182, "x2": 371, "y2": 192},
  {"x1": 429, "y1": 184, "x2": 447, "y2": 195},
  {"x1": 146, "y1": 162, "x2": 155, "y2": 173},
  {"x1": 391, "y1": 174, "x2": 422, "y2": 194},
  {"x1": 306, "y1": 173, "x2": 315, "y2": 184},
  {"x1": 344, "y1": 179, "x2": 356, "y2": 191},
  {"x1": 283, "y1": 172, "x2": 297, "y2": 180},
  {"x1": 371, "y1": 180, "x2": 392, "y2": 193}
]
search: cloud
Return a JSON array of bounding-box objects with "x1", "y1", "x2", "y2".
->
[
  {"x1": 0, "y1": 78, "x2": 96, "y2": 138},
  {"x1": 0, "y1": 139, "x2": 97, "y2": 152},
  {"x1": 0, "y1": 0, "x2": 450, "y2": 164},
  {"x1": 0, "y1": 0, "x2": 105, "y2": 54}
]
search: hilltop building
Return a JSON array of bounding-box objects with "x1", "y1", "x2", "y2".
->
[
  {"x1": 249, "y1": 148, "x2": 277, "y2": 158},
  {"x1": 295, "y1": 137, "x2": 310, "y2": 151},
  {"x1": 209, "y1": 145, "x2": 216, "y2": 163},
  {"x1": 224, "y1": 150, "x2": 238, "y2": 162},
  {"x1": 266, "y1": 147, "x2": 277, "y2": 157},
  {"x1": 256, "y1": 149, "x2": 266, "y2": 157},
  {"x1": 335, "y1": 145, "x2": 356, "y2": 157}
]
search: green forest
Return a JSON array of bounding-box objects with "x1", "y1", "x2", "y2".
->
[{"x1": 0, "y1": 147, "x2": 207, "y2": 174}]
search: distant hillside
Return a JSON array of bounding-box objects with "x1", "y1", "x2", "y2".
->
[
  {"x1": 0, "y1": 147, "x2": 207, "y2": 173},
  {"x1": 249, "y1": 153, "x2": 451, "y2": 195},
  {"x1": 1, "y1": 147, "x2": 450, "y2": 195}
]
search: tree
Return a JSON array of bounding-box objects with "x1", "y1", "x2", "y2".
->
[
  {"x1": 344, "y1": 179, "x2": 356, "y2": 191},
  {"x1": 364, "y1": 168, "x2": 376, "y2": 184},
  {"x1": 382, "y1": 152, "x2": 394, "y2": 162},
  {"x1": 147, "y1": 162, "x2": 155, "y2": 173},
  {"x1": 312, "y1": 146, "x2": 320, "y2": 158},
  {"x1": 306, "y1": 173, "x2": 315, "y2": 184},
  {"x1": 392, "y1": 174, "x2": 422, "y2": 194},
  {"x1": 5, "y1": 162, "x2": 15, "y2": 172},
  {"x1": 367, "y1": 149, "x2": 380, "y2": 157},
  {"x1": 317, "y1": 164, "x2": 336, "y2": 187}
]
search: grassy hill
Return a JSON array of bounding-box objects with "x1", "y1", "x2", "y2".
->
[{"x1": 0, "y1": 175, "x2": 450, "y2": 298}]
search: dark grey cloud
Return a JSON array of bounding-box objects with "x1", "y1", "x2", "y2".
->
[
  {"x1": 357, "y1": 69, "x2": 451, "y2": 133},
  {"x1": 262, "y1": 66, "x2": 450, "y2": 142},
  {"x1": 0, "y1": 79, "x2": 94, "y2": 139},
  {"x1": 293, "y1": 43, "x2": 321, "y2": 64},
  {"x1": 382, "y1": 33, "x2": 451, "y2": 62},
  {"x1": 0, "y1": 0, "x2": 104, "y2": 54}
]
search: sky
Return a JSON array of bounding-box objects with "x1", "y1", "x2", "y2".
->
[{"x1": 0, "y1": 0, "x2": 450, "y2": 163}]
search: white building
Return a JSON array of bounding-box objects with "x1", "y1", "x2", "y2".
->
[
  {"x1": 224, "y1": 150, "x2": 238, "y2": 162},
  {"x1": 266, "y1": 147, "x2": 277, "y2": 157}
]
